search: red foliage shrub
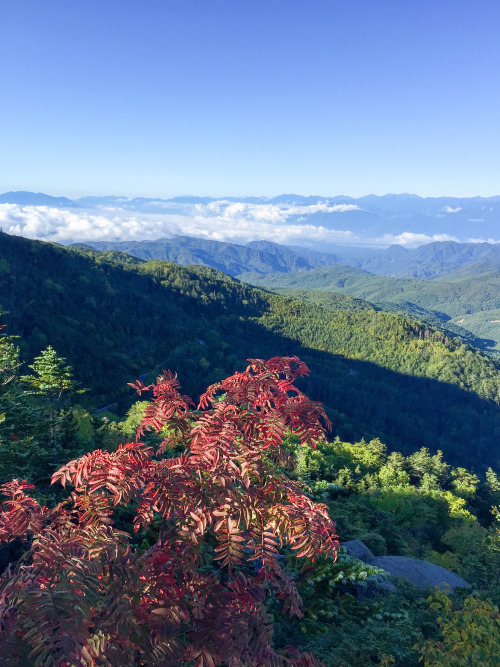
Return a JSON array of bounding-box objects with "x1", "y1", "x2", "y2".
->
[{"x1": 0, "y1": 356, "x2": 338, "y2": 666}]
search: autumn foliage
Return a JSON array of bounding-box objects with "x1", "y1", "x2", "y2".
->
[{"x1": 0, "y1": 356, "x2": 339, "y2": 666}]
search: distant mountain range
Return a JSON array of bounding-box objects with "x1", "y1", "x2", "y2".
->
[
  {"x1": 73, "y1": 238, "x2": 343, "y2": 276},
  {"x1": 75, "y1": 236, "x2": 500, "y2": 280},
  {"x1": 1, "y1": 190, "x2": 500, "y2": 244},
  {"x1": 0, "y1": 191, "x2": 77, "y2": 207},
  {"x1": 357, "y1": 241, "x2": 500, "y2": 278}
]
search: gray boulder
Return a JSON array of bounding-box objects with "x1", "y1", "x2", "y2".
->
[
  {"x1": 341, "y1": 540, "x2": 375, "y2": 562},
  {"x1": 356, "y1": 579, "x2": 398, "y2": 601},
  {"x1": 366, "y1": 556, "x2": 470, "y2": 591}
]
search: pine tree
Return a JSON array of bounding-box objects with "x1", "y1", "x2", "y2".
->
[{"x1": 21, "y1": 346, "x2": 81, "y2": 450}]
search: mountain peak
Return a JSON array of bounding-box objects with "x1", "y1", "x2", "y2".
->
[
  {"x1": 384, "y1": 244, "x2": 408, "y2": 255},
  {"x1": 0, "y1": 191, "x2": 77, "y2": 207}
]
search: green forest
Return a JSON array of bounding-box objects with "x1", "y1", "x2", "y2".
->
[
  {"x1": 1, "y1": 325, "x2": 500, "y2": 664},
  {"x1": 241, "y1": 263, "x2": 500, "y2": 354},
  {"x1": 2, "y1": 232, "x2": 500, "y2": 469},
  {"x1": 1, "y1": 232, "x2": 500, "y2": 664}
]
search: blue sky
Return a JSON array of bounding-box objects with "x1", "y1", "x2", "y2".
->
[{"x1": 1, "y1": 0, "x2": 499, "y2": 198}]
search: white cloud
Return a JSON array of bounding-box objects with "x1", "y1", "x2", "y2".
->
[
  {"x1": 193, "y1": 201, "x2": 359, "y2": 226},
  {"x1": 0, "y1": 201, "x2": 495, "y2": 252},
  {"x1": 466, "y1": 237, "x2": 500, "y2": 244},
  {"x1": 0, "y1": 204, "x2": 183, "y2": 242},
  {"x1": 0, "y1": 201, "x2": 362, "y2": 248},
  {"x1": 375, "y1": 232, "x2": 459, "y2": 248},
  {"x1": 443, "y1": 206, "x2": 462, "y2": 213}
]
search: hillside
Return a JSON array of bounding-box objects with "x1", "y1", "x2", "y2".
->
[
  {"x1": 74, "y1": 237, "x2": 340, "y2": 276},
  {"x1": 239, "y1": 264, "x2": 500, "y2": 316},
  {"x1": 274, "y1": 289, "x2": 487, "y2": 348},
  {"x1": 449, "y1": 309, "x2": 500, "y2": 350},
  {"x1": 76, "y1": 236, "x2": 500, "y2": 281},
  {"x1": 358, "y1": 241, "x2": 500, "y2": 278},
  {"x1": 1, "y1": 232, "x2": 500, "y2": 469},
  {"x1": 2, "y1": 323, "x2": 500, "y2": 666},
  {"x1": 241, "y1": 265, "x2": 500, "y2": 352}
]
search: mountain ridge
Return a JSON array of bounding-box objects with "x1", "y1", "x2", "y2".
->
[
  {"x1": 70, "y1": 236, "x2": 341, "y2": 276},
  {"x1": 2, "y1": 231, "x2": 500, "y2": 469},
  {"x1": 0, "y1": 191, "x2": 78, "y2": 207},
  {"x1": 74, "y1": 236, "x2": 500, "y2": 281}
]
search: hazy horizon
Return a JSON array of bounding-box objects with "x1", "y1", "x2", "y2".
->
[
  {"x1": 4, "y1": 189, "x2": 500, "y2": 201},
  {"x1": 1, "y1": 189, "x2": 499, "y2": 250}
]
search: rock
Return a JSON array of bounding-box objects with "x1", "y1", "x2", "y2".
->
[
  {"x1": 376, "y1": 580, "x2": 398, "y2": 593},
  {"x1": 356, "y1": 578, "x2": 398, "y2": 601},
  {"x1": 366, "y1": 556, "x2": 471, "y2": 591},
  {"x1": 340, "y1": 539, "x2": 375, "y2": 562}
]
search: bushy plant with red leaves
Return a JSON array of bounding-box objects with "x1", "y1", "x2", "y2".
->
[{"x1": 0, "y1": 356, "x2": 339, "y2": 666}]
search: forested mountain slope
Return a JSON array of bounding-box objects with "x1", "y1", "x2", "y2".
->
[
  {"x1": 78, "y1": 235, "x2": 500, "y2": 281},
  {"x1": 2, "y1": 329, "x2": 500, "y2": 666},
  {"x1": 274, "y1": 289, "x2": 487, "y2": 348},
  {"x1": 75, "y1": 237, "x2": 340, "y2": 276},
  {"x1": 357, "y1": 241, "x2": 500, "y2": 278},
  {"x1": 2, "y1": 231, "x2": 500, "y2": 469},
  {"x1": 241, "y1": 265, "x2": 500, "y2": 353},
  {"x1": 240, "y1": 264, "x2": 500, "y2": 316}
]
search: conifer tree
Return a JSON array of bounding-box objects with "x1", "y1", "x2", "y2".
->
[{"x1": 21, "y1": 346, "x2": 80, "y2": 450}]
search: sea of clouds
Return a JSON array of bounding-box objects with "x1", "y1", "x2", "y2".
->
[{"x1": 0, "y1": 200, "x2": 469, "y2": 249}]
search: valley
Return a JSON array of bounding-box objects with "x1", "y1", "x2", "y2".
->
[
  {"x1": 1, "y1": 231, "x2": 500, "y2": 471},
  {"x1": 1, "y1": 228, "x2": 500, "y2": 665},
  {"x1": 5, "y1": 2, "x2": 500, "y2": 660}
]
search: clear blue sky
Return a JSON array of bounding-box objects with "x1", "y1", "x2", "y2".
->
[{"x1": 1, "y1": 0, "x2": 499, "y2": 198}]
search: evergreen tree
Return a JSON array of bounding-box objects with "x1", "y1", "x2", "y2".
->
[{"x1": 21, "y1": 346, "x2": 81, "y2": 450}]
